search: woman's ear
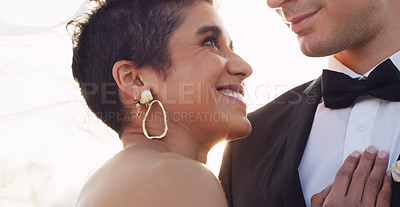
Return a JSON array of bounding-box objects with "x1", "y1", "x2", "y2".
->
[{"x1": 112, "y1": 60, "x2": 143, "y2": 99}]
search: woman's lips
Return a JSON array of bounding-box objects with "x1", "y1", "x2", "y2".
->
[
  {"x1": 218, "y1": 89, "x2": 247, "y2": 107},
  {"x1": 216, "y1": 84, "x2": 246, "y2": 107}
]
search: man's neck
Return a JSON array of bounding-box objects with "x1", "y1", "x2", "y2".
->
[
  {"x1": 334, "y1": 46, "x2": 400, "y2": 75},
  {"x1": 334, "y1": 17, "x2": 400, "y2": 75}
]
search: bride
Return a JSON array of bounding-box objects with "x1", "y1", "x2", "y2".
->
[{"x1": 71, "y1": 0, "x2": 391, "y2": 206}]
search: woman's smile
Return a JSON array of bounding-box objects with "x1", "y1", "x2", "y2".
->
[{"x1": 216, "y1": 84, "x2": 246, "y2": 107}]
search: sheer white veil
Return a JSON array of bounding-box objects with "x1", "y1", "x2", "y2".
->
[{"x1": 0, "y1": 1, "x2": 120, "y2": 206}]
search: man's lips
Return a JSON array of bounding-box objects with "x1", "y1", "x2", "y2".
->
[
  {"x1": 286, "y1": 11, "x2": 316, "y2": 24},
  {"x1": 284, "y1": 9, "x2": 320, "y2": 34}
]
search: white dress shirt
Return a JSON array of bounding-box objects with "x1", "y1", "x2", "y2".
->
[{"x1": 299, "y1": 51, "x2": 400, "y2": 207}]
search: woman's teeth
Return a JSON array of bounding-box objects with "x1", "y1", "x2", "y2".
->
[{"x1": 219, "y1": 90, "x2": 244, "y2": 101}]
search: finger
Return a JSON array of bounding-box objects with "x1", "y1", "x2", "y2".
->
[
  {"x1": 347, "y1": 145, "x2": 378, "y2": 202},
  {"x1": 330, "y1": 150, "x2": 361, "y2": 197},
  {"x1": 310, "y1": 184, "x2": 332, "y2": 206},
  {"x1": 376, "y1": 171, "x2": 392, "y2": 207},
  {"x1": 362, "y1": 150, "x2": 389, "y2": 205}
]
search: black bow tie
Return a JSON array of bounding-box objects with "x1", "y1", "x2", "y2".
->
[{"x1": 322, "y1": 59, "x2": 400, "y2": 109}]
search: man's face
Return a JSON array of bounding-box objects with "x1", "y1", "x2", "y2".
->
[{"x1": 266, "y1": 0, "x2": 388, "y2": 57}]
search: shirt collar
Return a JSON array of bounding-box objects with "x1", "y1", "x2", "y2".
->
[{"x1": 327, "y1": 50, "x2": 400, "y2": 80}]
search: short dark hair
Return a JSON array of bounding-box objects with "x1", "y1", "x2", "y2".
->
[{"x1": 69, "y1": 0, "x2": 213, "y2": 136}]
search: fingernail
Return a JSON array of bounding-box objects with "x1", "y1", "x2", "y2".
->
[
  {"x1": 387, "y1": 169, "x2": 392, "y2": 177},
  {"x1": 350, "y1": 150, "x2": 361, "y2": 158},
  {"x1": 366, "y1": 145, "x2": 378, "y2": 154},
  {"x1": 378, "y1": 150, "x2": 388, "y2": 159}
]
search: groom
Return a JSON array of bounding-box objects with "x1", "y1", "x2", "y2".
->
[{"x1": 219, "y1": 0, "x2": 400, "y2": 206}]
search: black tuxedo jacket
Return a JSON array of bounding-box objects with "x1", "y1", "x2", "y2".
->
[{"x1": 219, "y1": 78, "x2": 400, "y2": 207}]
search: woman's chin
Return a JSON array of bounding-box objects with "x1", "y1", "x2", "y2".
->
[{"x1": 226, "y1": 118, "x2": 252, "y2": 141}]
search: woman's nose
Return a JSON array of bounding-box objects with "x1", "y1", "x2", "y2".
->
[{"x1": 227, "y1": 55, "x2": 253, "y2": 80}]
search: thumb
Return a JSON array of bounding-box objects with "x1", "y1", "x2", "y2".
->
[{"x1": 310, "y1": 184, "x2": 332, "y2": 207}]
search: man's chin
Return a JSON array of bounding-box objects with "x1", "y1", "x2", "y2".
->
[{"x1": 298, "y1": 36, "x2": 337, "y2": 57}]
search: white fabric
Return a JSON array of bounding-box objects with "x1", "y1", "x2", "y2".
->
[
  {"x1": 299, "y1": 51, "x2": 400, "y2": 207},
  {"x1": 0, "y1": 1, "x2": 121, "y2": 206}
]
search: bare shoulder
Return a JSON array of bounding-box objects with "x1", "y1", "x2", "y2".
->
[
  {"x1": 75, "y1": 147, "x2": 228, "y2": 207},
  {"x1": 146, "y1": 154, "x2": 228, "y2": 207}
]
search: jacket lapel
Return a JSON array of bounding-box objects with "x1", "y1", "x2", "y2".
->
[{"x1": 280, "y1": 77, "x2": 322, "y2": 207}]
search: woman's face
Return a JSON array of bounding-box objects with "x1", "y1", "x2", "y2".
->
[{"x1": 152, "y1": 1, "x2": 253, "y2": 143}]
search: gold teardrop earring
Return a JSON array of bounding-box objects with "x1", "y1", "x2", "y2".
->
[{"x1": 140, "y1": 90, "x2": 168, "y2": 139}]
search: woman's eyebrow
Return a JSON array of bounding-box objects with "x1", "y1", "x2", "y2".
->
[
  {"x1": 196, "y1": 25, "x2": 233, "y2": 50},
  {"x1": 196, "y1": 25, "x2": 221, "y2": 37}
]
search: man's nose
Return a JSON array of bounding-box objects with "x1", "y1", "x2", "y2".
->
[{"x1": 266, "y1": 0, "x2": 286, "y2": 8}]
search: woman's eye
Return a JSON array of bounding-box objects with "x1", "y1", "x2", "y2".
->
[{"x1": 203, "y1": 37, "x2": 217, "y2": 47}]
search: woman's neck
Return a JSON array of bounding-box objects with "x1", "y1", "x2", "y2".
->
[{"x1": 121, "y1": 125, "x2": 212, "y2": 164}]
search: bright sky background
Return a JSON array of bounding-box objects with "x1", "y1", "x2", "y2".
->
[{"x1": 0, "y1": 0, "x2": 325, "y2": 206}]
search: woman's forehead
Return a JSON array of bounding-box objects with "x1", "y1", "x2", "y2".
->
[{"x1": 174, "y1": 2, "x2": 231, "y2": 41}]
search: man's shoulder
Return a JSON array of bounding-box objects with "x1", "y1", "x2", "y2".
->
[{"x1": 219, "y1": 80, "x2": 319, "y2": 207}]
